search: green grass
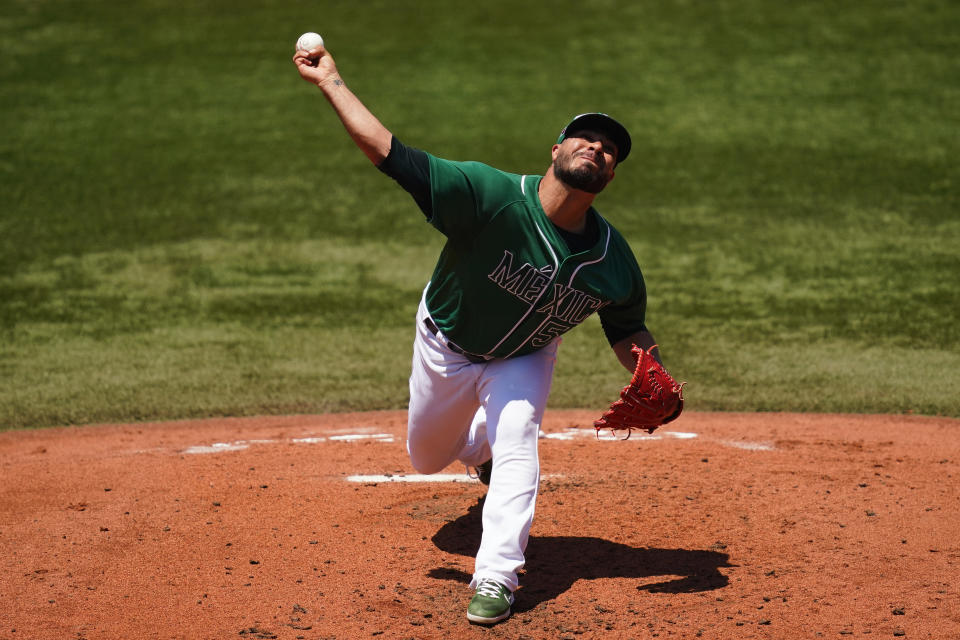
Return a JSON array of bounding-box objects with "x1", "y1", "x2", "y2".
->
[{"x1": 2, "y1": 0, "x2": 958, "y2": 429}]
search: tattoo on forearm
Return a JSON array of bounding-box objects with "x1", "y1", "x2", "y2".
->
[{"x1": 334, "y1": 79, "x2": 344, "y2": 86}]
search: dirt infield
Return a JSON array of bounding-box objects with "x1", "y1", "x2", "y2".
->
[{"x1": 1, "y1": 411, "x2": 957, "y2": 639}]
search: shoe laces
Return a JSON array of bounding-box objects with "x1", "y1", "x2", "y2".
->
[{"x1": 476, "y1": 579, "x2": 505, "y2": 599}]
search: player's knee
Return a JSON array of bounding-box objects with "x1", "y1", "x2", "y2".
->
[
  {"x1": 406, "y1": 439, "x2": 451, "y2": 475},
  {"x1": 408, "y1": 454, "x2": 448, "y2": 475}
]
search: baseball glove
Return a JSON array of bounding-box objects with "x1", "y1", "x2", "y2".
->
[{"x1": 594, "y1": 344, "x2": 685, "y2": 438}]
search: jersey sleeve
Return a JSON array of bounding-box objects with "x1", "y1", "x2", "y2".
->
[
  {"x1": 600, "y1": 316, "x2": 648, "y2": 347},
  {"x1": 379, "y1": 140, "x2": 509, "y2": 242},
  {"x1": 377, "y1": 136, "x2": 432, "y2": 217},
  {"x1": 425, "y1": 155, "x2": 507, "y2": 241},
  {"x1": 597, "y1": 234, "x2": 649, "y2": 346},
  {"x1": 598, "y1": 292, "x2": 648, "y2": 346}
]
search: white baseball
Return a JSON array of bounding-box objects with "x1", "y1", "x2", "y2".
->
[{"x1": 296, "y1": 32, "x2": 324, "y2": 53}]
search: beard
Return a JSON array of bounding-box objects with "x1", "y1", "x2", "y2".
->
[{"x1": 552, "y1": 154, "x2": 611, "y2": 194}]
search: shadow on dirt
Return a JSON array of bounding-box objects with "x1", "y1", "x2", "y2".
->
[{"x1": 429, "y1": 497, "x2": 732, "y2": 612}]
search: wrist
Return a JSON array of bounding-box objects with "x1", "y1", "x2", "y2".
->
[{"x1": 316, "y1": 74, "x2": 345, "y2": 91}]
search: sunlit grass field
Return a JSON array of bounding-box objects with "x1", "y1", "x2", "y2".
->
[{"x1": 2, "y1": 0, "x2": 958, "y2": 429}]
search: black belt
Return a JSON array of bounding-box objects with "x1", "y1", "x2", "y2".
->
[{"x1": 423, "y1": 317, "x2": 490, "y2": 364}]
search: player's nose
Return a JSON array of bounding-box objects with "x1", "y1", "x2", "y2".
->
[{"x1": 584, "y1": 140, "x2": 604, "y2": 157}]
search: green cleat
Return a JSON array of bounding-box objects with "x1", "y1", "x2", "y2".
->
[{"x1": 467, "y1": 579, "x2": 514, "y2": 624}]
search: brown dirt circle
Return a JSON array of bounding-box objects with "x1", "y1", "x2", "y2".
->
[{"x1": 1, "y1": 411, "x2": 957, "y2": 639}]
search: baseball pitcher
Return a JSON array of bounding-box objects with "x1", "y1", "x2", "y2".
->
[{"x1": 294, "y1": 41, "x2": 682, "y2": 625}]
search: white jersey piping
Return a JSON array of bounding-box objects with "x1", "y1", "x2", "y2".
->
[
  {"x1": 506, "y1": 198, "x2": 613, "y2": 357},
  {"x1": 486, "y1": 176, "x2": 559, "y2": 356},
  {"x1": 567, "y1": 220, "x2": 611, "y2": 286}
]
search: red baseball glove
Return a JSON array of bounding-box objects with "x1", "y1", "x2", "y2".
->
[{"x1": 594, "y1": 344, "x2": 685, "y2": 438}]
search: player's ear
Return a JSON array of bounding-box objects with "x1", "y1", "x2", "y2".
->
[{"x1": 551, "y1": 143, "x2": 560, "y2": 161}]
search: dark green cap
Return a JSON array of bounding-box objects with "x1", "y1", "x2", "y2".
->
[{"x1": 557, "y1": 113, "x2": 632, "y2": 164}]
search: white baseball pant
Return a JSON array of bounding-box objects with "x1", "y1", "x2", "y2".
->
[{"x1": 407, "y1": 288, "x2": 559, "y2": 592}]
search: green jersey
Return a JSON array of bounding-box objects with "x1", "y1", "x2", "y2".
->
[{"x1": 423, "y1": 154, "x2": 647, "y2": 359}]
